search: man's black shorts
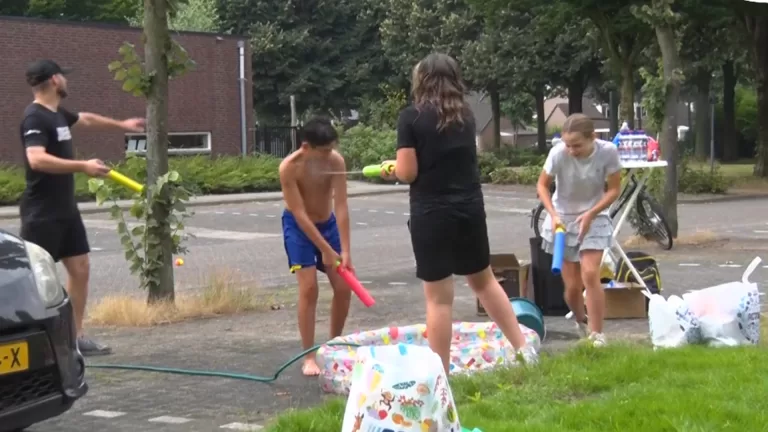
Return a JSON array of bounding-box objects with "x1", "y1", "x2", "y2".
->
[
  {"x1": 20, "y1": 216, "x2": 90, "y2": 262},
  {"x1": 409, "y1": 208, "x2": 491, "y2": 282}
]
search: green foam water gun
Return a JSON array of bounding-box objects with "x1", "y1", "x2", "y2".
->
[{"x1": 361, "y1": 162, "x2": 395, "y2": 178}]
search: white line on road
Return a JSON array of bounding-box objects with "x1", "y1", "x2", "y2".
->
[
  {"x1": 249, "y1": 213, "x2": 259, "y2": 216},
  {"x1": 215, "y1": 211, "x2": 225, "y2": 215},
  {"x1": 221, "y1": 423, "x2": 263, "y2": 431},
  {"x1": 388, "y1": 282, "x2": 407, "y2": 286},
  {"x1": 403, "y1": 212, "x2": 410, "y2": 216},
  {"x1": 369, "y1": 210, "x2": 378, "y2": 213},
  {"x1": 266, "y1": 215, "x2": 276, "y2": 218},
  {"x1": 84, "y1": 410, "x2": 126, "y2": 418},
  {"x1": 356, "y1": 222, "x2": 368, "y2": 226},
  {"x1": 148, "y1": 416, "x2": 192, "y2": 424},
  {"x1": 678, "y1": 263, "x2": 701, "y2": 267},
  {"x1": 359, "y1": 280, "x2": 372, "y2": 284},
  {"x1": 91, "y1": 247, "x2": 104, "y2": 252},
  {"x1": 232, "y1": 212, "x2": 241, "y2": 215},
  {"x1": 719, "y1": 264, "x2": 742, "y2": 268},
  {"x1": 385, "y1": 211, "x2": 395, "y2": 214},
  {"x1": 754, "y1": 230, "x2": 768, "y2": 234}
]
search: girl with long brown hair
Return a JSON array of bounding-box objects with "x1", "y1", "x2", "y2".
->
[{"x1": 380, "y1": 53, "x2": 538, "y2": 372}]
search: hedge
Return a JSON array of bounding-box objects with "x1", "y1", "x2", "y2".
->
[{"x1": 0, "y1": 154, "x2": 281, "y2": 205}]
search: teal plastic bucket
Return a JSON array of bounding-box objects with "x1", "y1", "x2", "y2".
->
[{"x1": 510, "y1": 297, "x2": 546, "y2": 341}]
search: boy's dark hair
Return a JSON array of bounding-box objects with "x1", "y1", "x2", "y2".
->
[{"x1": 300, "y1": 116, "x2": 338, "y2": 147}]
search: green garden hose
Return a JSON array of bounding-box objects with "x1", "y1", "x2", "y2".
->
[{"x1": 86, "y1": 342, "x2": 361, "y2": 383}]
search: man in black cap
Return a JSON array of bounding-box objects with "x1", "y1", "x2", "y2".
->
[{"x1": 20, "y1": 59, "x2": 146, "y2": 356}]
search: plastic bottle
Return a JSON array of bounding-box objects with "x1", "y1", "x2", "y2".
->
[{"x1": 637, "y1": 130, "x2": 648, "y2": 162}]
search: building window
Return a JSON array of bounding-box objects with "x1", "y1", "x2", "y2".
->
[{"x1": 126, "y1": 132, "x2": 212, "y2": 155}]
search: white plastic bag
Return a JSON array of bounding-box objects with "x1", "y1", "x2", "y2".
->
[
  {"x1": 341, "y1": 343, "x2": 461, "y2": 432},
  {"x1": 682, "y1": 257, "x2": 762, "y2": 347},
  {"x1": 648, "y1": 293, "x2": 687, "y2": 348}
]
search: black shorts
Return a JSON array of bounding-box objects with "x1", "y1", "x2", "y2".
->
[
  {"x1": 409, "y1": 209, "x2": 491, "y2": 282},
  {"x1": 20, "y1": 216, "x2": 90, "y2": 262}
]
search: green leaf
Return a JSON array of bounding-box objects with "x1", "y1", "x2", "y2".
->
[
  {"x1": 131, "y1": 226, "x2": 146, "y2": 236},
  {"x1": 87, "y1": 178, "x2": 104, "y2": 193},
  {"x1": 109, "y1": 205, "x2": 122, "y2": 220},
  {"x1": 122, "y1": 78, "x2": 139, "y2": 92},
  {"x1": 129, "y1": 202, "x2": 145, "y2": 219},
  {"x1": 115, "y1": 69, "x2": 128, "y2": 81},
  {"x1": 128, "y1": 64, "x2": 143, "y2": 76},
  {"x1": 107, "y1": 60, "x2": 123, "y2": 72},
  {"x1": 168, "y1": 171, "x2": 180, "y2": 182},
  {"x1": 95, "y1": 188, "x2": 111, "y2": 206}
]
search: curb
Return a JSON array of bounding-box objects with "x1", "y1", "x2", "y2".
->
[
  {"x1": 678, "y1": 193, "x2": 768, "y2": 204},
  {"x1": 0, "y1": 187, "x2": 408, "y2": 221}
]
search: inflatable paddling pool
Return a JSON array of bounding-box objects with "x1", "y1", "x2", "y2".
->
[{"x1": 317, "y1": 321, "x2": 541, "y2": 394}]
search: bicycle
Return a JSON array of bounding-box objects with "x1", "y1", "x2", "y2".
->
[{"x1": 530, "y1": 173, "x2": 674, "y2": 250}]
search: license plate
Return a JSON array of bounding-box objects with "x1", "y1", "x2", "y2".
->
[{"x1": 0, "y1": 341, "x2": 29, "y2": 375}]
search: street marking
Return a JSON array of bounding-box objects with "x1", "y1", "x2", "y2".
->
[
  {"x1": 266, "y1": 215, "x2": 276, "y2": 218},
  {"x1": 149, "y1": 416, "x2": 192, "y2": 424},
  {"x1": 91, "y1": 247, "x2": 104, "y2": 252},
  {"x1": 232, "y1": 212, "x2": 241, "y2": 215},
  {"x1": 84, "y1": 410, "x2": 126, "y2": 419},
  {"x1": 388, "y1": 282, "x2": 407, "y2": 286},
  {"x1": 718, "y1": 264, "x2": 742, "y2": 268},
  {"x1": 754, "y1": 230, "x2": 768, "y2": 234},
  {"x1": 83, "y1": 220, "x2": 279, "y2": 240},
  {"x1": 221, "y1": 423, "x2": 263, "y2": 431},
  {"x1": 403, "y1": 212, "x2": 410, "y2": 216},
  {"x1": 249, "y1": 213, "x2": 259, "y2": 216},
  {"x1": 369, "y1": 210, "x2": 378, "y2": 213},
  {"x1": 356, "y1": 222, "x2": 368, "y2": 226},
  {"x1": 215, "y1": 211, "x2": 225, "y2": 215},
  {"x1": 678, "y1": 263, "x2": 700, "y2": 267},
  {"x1": 359, "y1": 280, "x2": 372, "y2": 284},
  {"x1": 385, "y1": 211, "x2": 395, "y2": 214}
]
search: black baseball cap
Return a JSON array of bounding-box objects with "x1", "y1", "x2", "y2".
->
[{"x1": 26, "y1": 59, "x2": 73, "y2": 86}]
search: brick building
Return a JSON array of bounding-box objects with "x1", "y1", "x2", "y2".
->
[{"x1": 0, "y1": 16, "x2": 254, "y2": 164}]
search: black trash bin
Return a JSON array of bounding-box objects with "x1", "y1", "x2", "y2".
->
[{"x1": 529, "y1": 237, "x2": 570, "y2": 316}]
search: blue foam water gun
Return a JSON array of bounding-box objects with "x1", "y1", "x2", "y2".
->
[
  {"x1": 461, "y1": 428, "x2": 483, "y2": 432},
  {"x1": 551, "y1": 224, "x2": 566, "y2": 275}
]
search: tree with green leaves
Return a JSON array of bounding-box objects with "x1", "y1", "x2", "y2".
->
[
  {"x1": 633, "y1": 0, "x2": 684, "y2": 237},
  {"x1": 129, "y1": 0, "x2": 220, "y2": 32},
  {"x1": 732, "y1": 1, "x2": 768, "y2": 177},
  {"x1": 217, "y1": 0, "x2": 393, "y2": 123},
  {"x1": 2, "y1": 0, "x2": 139, "y2": 22}
]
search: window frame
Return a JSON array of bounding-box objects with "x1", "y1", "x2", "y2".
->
[{"x1": 125, "y1": 132, "x2": 212, "y2": 155}]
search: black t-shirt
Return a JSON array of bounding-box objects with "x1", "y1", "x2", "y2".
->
[
  {"x1": 396, "y1": 104, "x2": 483, "y2": 216},
  {"x1": 19, "y1": 103, "x2": 80, "y2": 221}
]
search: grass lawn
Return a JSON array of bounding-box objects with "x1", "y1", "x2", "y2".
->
[
  {"x1": 690, "y1": 159, "x2": 768, "y2": 190},
  {"x1": 266, "y1": 320, "x2": 768, "y2": 432}
]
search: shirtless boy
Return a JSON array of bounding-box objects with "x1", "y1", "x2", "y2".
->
[{"x1": 280, "y1": 117, "x2": 353, "y2": 376}]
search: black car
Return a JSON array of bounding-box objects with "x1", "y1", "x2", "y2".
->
[{"x1": 0, "y1": 230, "x2": 87, "y2": 431}]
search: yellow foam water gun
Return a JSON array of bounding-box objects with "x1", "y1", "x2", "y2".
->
[
  {"x1": 361, "y1": 162, "x2": 395, "y2": 178},
  {"x1": 107, "y1": 170, "x2": 144, "y2": 193}
]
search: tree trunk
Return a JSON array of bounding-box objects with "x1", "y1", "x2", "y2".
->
[
  {"x1": 693, "y1": 69, "x2": 711, "y2": 159},
  {"x1": 490, "y1": 86, "x2": 501, "y2": 150},
  {"x1": 144, "y1": 0, "x2": 175, "y2": 303},
  {"x1": 620, "y1": 64, "x2": 635, "y2": 130},
  {"x1": 567, "y1": 79, "x2": 584, "y2": 114},
  {"x1": 656, "y1": 24, "x2": 681, "y2": 237},
  {"x1": 749, "y1": 17, "x2": 768, "y2": 177},
  {"x1": 722, "y1": 60, "x2": 738, "y2": 162},
  {"x1": 535, "y1": 85, "x2": 547, "y2": 153},
  {"x1": 609, "y1": 90, "x2": 619, "y2": 135}
]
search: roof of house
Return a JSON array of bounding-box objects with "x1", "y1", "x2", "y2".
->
[
  {"x1": 466, "y1": 91, "x2": 493, "y2": 131},
  {"x1": 544, "y1": 97, "x2": 606, "y2": 125}
]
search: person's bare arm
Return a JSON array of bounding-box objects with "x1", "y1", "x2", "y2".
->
[
  {"x1": 331, "y1": 153, "x2": 351, "y2": 255},
  {"x1": 26, "y1": 147, "x2": 85, "y2": 174},
  {"x1": 68, "y1": 110, "x2": 145, "y2": 132},
  {"x1": 280, "y1": 162, "x2": 335, "y2": 255},
  {"x1": 536, "y1": 171, "x2": 556, "y2": 216},
  {"x1": 394, "y1": 148, "x2": 418, "y2": 183}
]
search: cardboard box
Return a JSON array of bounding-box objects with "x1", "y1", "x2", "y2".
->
[
  {"x1": 603, "y1": 282, "x2": 648, "y2": 319},
  {"x1": 477, "y1": 254, "x2": 531, "y2": 316}
]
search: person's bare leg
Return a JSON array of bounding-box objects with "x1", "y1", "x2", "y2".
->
[
  {"x1": 295, "y1": 267, "x2": 321, "y2": 376},
  {"x1": 326, "y1": 271, "x2": 351, "y2": 339},
  {"x1": 466, "y1": 266, "x2": 527, "y2": 349},
  {"x1": 61, "y1": 254, "x2": 90, "y2": 336},
  {"x1": 561, "y1": 261, "x2": 586, "y2": 322},
  {"x1": 423, "y1": 276, "x2": 454, "y2": 374},
  {"x1": 580, "y1": 250, "x2": 605, "y2": 334}
]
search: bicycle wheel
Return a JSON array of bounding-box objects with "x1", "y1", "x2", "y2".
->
[
  {"x1": 635, "y1": 193, "x2": 674, "y2": 250},
  {"x1": 531, "y1": 204, "x2": 547, "y2": 238}
]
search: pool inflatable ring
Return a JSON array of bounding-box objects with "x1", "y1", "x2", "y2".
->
[{"x1": 317, "y1": 321, "x2": 541, "y2": 395}]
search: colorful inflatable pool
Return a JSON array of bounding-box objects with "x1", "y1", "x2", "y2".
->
[{"x1": 317, "y1": 321, "x2": 541, "y2": 395}]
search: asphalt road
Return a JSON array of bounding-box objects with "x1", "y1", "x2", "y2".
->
[{"x1": 6, "y1": 187, "x2": 768, "y2": 431}]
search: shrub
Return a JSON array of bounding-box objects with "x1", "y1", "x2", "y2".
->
[
  {"x1": 0, "y1": 155, "x2": 282, "y2": 205},
  {"x1": 489, "y1": 165, "x2": 541, "y2": 185},
  {"x1": 477, "y1": 152, "x2": 506, "y2": 182},
  {"x1": 643, "y1": 155, "x2": 730, "y2": 196},
  {"x1": 495, "y1": 147, "x2": 546, "y2": 167},
  {"x1": 337, "y1": 125, "x2": 397, "y2": 170}
]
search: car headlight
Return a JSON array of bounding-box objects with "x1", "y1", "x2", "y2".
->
[{"x1": 24, "y1": 241, "x2": 65, "y2": 308}]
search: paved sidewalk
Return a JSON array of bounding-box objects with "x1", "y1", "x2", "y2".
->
[{"x1": 0, "y1": 181, "x2": 408, "y2": 220}]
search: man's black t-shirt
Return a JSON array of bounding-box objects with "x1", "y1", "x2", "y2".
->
[
  {"x1": 19, "y1": 103, "x2": 80, "y2": 222},
  {"x1": 396, "y1": 104, "x2": 483, "y2": 216}
]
